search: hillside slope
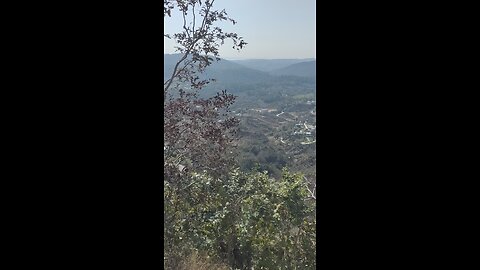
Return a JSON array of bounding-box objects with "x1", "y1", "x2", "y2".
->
[
  {"x1": 164, "y1": 54, "x2": 273, "y2": 84},
  {"x1": 270, "y1": 61, "x2": 316, "y2": 78},
  {"x1": 231, "y1": 58, "x2": 315, "y2": 72}
]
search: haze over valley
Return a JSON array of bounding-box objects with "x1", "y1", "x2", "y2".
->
[{"x1": 164, "y1": 54, "x2": 317, "y2": 179}]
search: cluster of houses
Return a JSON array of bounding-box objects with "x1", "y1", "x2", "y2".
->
[{"x1": 293, "y1": 121, "x2": 316, "y2": 136}]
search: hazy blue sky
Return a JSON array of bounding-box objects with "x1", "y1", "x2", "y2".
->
[{"x1": 164, "y1": 0, "x2": 316, "y2": 60}]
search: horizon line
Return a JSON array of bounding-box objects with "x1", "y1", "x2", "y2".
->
[{"x1": 164, "y1": 53, "x2": 316, "y2": 61}]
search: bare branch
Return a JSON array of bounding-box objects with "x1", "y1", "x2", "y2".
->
[{"x1": 304, "y1": 176, "x2": 316, "y2": 200}]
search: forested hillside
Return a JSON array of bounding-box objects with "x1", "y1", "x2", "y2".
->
[
  {"x1": 231, "y1": 58, "x2": 315, "y2": 72},
  {"x1": 165, "y1": 55, "x2": 317, "y2": 180},
  {"x1": 270, "y1": 61, "x2": 316, "y2": 78}
]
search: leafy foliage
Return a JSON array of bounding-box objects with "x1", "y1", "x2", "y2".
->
[{"x1": 164, "y1": 169, "x2": 316, "y2": 269}]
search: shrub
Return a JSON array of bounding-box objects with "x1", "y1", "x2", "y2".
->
[{"x1": 164, "y1": 168, "x2": 316, "y2": 269}]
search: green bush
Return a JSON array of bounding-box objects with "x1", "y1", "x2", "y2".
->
[{"x1": 164, "y1": 168, "x2": 316, "y2": 269}]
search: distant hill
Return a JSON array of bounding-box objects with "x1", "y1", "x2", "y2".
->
[
  {"x1": 270, "y1": 61, "x2": 316, "y2": 78},
  {"x1": 165, "y1": 54, "x2": 316, "y2": 83},
  {"x1": 164, "y1": 54, "x2": 316, "y2": 102},
  {"x1": 164, "y1": 53, "x2": 273, "y2": 84},
  {"x1": 231, "y1": 59, "x2": 315, "y2": 72}
]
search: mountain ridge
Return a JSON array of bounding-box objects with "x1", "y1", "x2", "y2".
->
[
  {"x1": 231, "y1": 58, "x2": 315, "y2": 72},
  {"x1": 270, "y1": 61, "x2": 316, "y2": 78},
  {"x1": 164, "y1": 54, "x2": 316, "y2": 84}
]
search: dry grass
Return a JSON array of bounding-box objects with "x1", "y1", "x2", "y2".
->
[{"x1": 177, "y1": 252, "x2": 229, "y2": 270}]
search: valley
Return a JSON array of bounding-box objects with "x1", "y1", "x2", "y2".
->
[
  {"x1": 232, "y1": 91, "x2": 316, "y2": 181},
  {"x1": 164, "y1": 54, "x2": 317, "y2": 181}
]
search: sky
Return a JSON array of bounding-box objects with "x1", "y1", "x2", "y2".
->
[{"x1": 164, "y1": 0, "x2": 316, "y2": 60}]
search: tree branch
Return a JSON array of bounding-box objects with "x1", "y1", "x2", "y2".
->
[{"x1": 304, "y1": 176, "x2": 316, "y2": 200}]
